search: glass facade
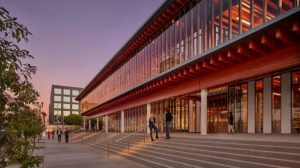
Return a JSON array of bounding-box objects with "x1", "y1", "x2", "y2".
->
[
  {"x1": 108, "y1": 112, "x2": 121, "y2": 132},
  {"x1": 208, "y1": 86, "x2": 228, "y2": 133},
  {"x1": 229, "y1": 84, "x2": 248, "y2": 133},
  {"x1": 292, "y1": 71, "x2": 300, "y2": 134},
  {"x1": 81, "y1": 0, "x2": 298, "y2": 112},
  {"x1": 124, "y1": 105, "x2": 147, "y2": 133},
  {"x1": 151, "y1": 99, "x2": 194, "y2": 132},
  {"x1": 272, "y1": 75, "x2": 281, "y2": 133},
  {"x1": 255, "y1": 80, "x2": 263, "y2": 133}
]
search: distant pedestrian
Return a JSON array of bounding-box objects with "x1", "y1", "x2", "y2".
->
[
  {"x1": 64, "y1": 129, "x2": 69, "y2": 143},
  {"x1": 228, "y1": 112, "x2": 234, "y2": 134},
  {"x1": 57, "y1": 128, "x2": 63, "y2": 142},
  {"x1": 47, "y1": 130, "x2": 51, "y2": 139},
  {"x1": 165, "y1": 110, "x2": 173, "y2": 139},
  {"x1": 149, "y1": 116, "x2": 159, "y2": 141},
  {"x1": 52, "y1": 129, "x2": 55, "y2": 139}
]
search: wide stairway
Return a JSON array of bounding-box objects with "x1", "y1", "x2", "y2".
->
[{"x1": 70, "y1": 132, "x2": 300, "y2": 168}]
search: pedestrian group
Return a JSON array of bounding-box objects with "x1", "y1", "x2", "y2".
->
[{"x1": 46, "y1": 127, "x2": 70, "y2": 143}]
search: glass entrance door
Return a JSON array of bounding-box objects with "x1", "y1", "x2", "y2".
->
[{"x1": 207, "y1": 86, "x2": 228, "y2": 133}]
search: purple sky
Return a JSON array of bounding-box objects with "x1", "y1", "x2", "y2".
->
[{"x1": 1, "y1": 0, "x2": 163, "y2": 116}]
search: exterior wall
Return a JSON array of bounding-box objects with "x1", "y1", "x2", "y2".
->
[
  {"x1": 78, "y1": 1, "x2": 300, "y2": 134},
  {"x1": 85, "y1": 45, "x2": 300, "y2": 117},
  {"x1": 80, "y1": 1, "x2": 299, "y2": 113}
]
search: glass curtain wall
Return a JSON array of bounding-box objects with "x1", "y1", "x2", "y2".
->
[
  {"x1": 272, "y1": 75, "x2": 281, "y2": 133},
  {"x1": 151, "y1": 98, "x2": 192, "y2": 132},
  {"x1": 81, "y1": 0, "x2": 298, "y2": 112},
  {"x1": 124, "y1": 105, "x2": 147, "y2": 133},
  {"x1": 207, "y1": 86, "x2": 228, "y2": 133},
  {"x1": 255, "y1": 80, "x2": 263, "y2": 133},
  {"x1": 292, "y1": 71, "x2": 300, "y2": 134},
  {"x1": 108, "y1": 112, "x2": 121, "y2": 132},
  {"x1": 228, "y1": 83, "x2": 248, "y2": 133}
]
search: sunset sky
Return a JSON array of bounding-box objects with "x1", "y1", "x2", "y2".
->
[{"x1": 0, "y1": 0, "x2": 162, "y2": 118}]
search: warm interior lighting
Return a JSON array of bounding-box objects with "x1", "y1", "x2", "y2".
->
[
  {"x1": 236, "y1": 17, "x2": 251, "y2": 26},
  {"x1": 242, "y1": 1, "x2": 250, "y2": 8},
  {"x1": 273, "y1": 93, "x2": 281, "y2": 96},
  {"x1": 242, "y1": 19, "x2": 251, "y2": 25}
]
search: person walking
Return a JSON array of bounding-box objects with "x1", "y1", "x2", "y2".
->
[
  {"x1": 52, "y1": 128, "x2": 55, "y2": 140},
  {"x1": 149, "y1": 116, "x2": 159, "y2": 141},
  {"x1": 228, "y1": 112, "x2": 234, "y2": 134},
  {"x1": 47, "y1": 130, "x2": 51, "y2": 139},
  {"x1": 165, "y1": 110, "x2": 173, "y2": 139},
  {"x1": 57, "y1": 128, "x2": 62, "y2": 142},
  {"x1": 64, "y1": 129, "x2": 69, "y2": 143}
]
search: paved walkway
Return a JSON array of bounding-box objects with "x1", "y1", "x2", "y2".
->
[{"x1": 43, "y1": 138, "x2": 148, "y2": 168}]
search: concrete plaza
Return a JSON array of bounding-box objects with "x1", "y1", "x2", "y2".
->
[{"x1": 42, "y1": 137, "x2": 148, "y2": 168}]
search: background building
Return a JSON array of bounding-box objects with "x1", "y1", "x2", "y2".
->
[
  {"x1": 49, "y1": 85, "x2": 82, "y2": 125},
  {"x1": 77, "y1": 0, "x2": 300, "y2": 134}
]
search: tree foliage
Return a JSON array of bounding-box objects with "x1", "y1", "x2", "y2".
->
[
  {"x1": 64, "y1": 114, "x2": 83, "y2": 125},
  {"x1": 0, "y1": 7, "x2": 43, "y2": 168}
]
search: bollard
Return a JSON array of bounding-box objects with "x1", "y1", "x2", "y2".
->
[{"x1": 81, "y1": 134, "x2": 83, "y2": 145}]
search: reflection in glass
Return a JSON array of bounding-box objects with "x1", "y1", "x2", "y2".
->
[
  {"x1": 272, "y1": 75, "x2": 281, "y2": 133},
  {"x1": 256, "y1": 80, "x2": 263, "y2": 133},
  {"x1": 80, "y1": 0, "x2": 298, "y2": 113},
  {"x1": 292, "y1": 71, "x2": 300, "y2": 134}
]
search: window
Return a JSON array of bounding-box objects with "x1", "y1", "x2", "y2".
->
[
  {"x1": 54, "y1": 103, "x2": 61, "y2": 109},
  {"x1": 63, "y1": 104, "x2": 70, "y2": 109},
  {"x1": 64, "y1": 89, "x2": 71, "y2": 95},
  {"x1": 54, "y1": 110, "x2": 62, "y2": 123},
  {"x1": 63, "y1": 96, "x2": 70, "y2": 102},
  {"x1": 72, "y1": 97, "x2": 78, "y2": 103},
  {"x1": 63, "y1": 110, "x2": 70, "y2": 116},
  {"x1": 72, "y1": 111, "x2": 79, "y2": 115},
  {"x1": 54, "y1": 96, "x2": 61, "y2": 102},
  {"x1": 72, "y1": 90, "x2": 80, "y2": 96},
  {"x1": 54, "y1": 110, "x2": 61, "y2": 116},
  {"x1": 54, "y1": 88, "x2": 61, "y2": 94},
  {"x1": 72, "y1": 104, "x2": 79, "y2": 110}
]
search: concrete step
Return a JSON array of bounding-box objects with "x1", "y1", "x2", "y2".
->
[
  {"x1": 117, "y1": 140, "x2": 300, "y2": 168},
  {"x1": 125, "y1": 135, "x2": 300, "y2": 155},
  {"x1": 87, "y1": 141, "x2": 197, "y2": 168},
  {"x1": 76, "y1": 133, "x2": 300, "y2": 168}
]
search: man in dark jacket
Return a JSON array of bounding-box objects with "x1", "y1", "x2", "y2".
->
[
  {"x1": 165, "y1": 110, "x2": 173, "y2": 139},
  {"x1": 149, "y1": 116, "x2": 158, "y2": 141},
  {"x1": 228, "y1": 112, "x2": 234, "y2": 134},
  {"x1": 64, "y1": 129, "x2": 69, "y2": 143}
]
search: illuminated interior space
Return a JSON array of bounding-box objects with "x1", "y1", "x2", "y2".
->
[{"x1": 77, "y1": 0, "x2": 300, "y2": 134}]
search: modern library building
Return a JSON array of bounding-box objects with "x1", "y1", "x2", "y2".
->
[{"x1": 77, "y1": 0, "x2": 300, "y2": 134}]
